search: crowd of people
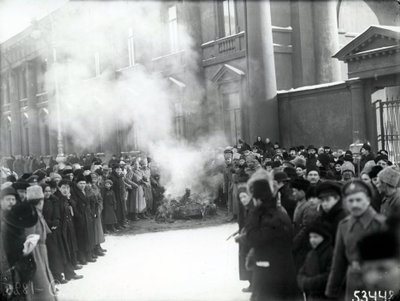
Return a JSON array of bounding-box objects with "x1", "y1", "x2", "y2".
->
[
  {"x1": 224, "y1": 137, "x2": 400, "y2": 301},
  {"x1": 0, "y1": 153, "x2": 165, "y2": 301},
  {"x1": 1, "y1": 137, "x2": 400, "y2": 301}
]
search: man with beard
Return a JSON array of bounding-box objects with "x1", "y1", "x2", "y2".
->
[
  {"x1": 326, "y1": 180, "x2": 386, "y2": 301},
  {"x1": 376, "y1": 167, "x2": 400, "y2": 217},
  {"x1": 109, "y1": 164, "x2": 127, "y2": 229}
]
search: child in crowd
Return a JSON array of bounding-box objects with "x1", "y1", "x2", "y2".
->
[
  {"x1": 101, "y1": 179, "x2": 118, "y2": 233},
  {"x1": 297, "y1": 223, "x2": 333, "y2": 300}
]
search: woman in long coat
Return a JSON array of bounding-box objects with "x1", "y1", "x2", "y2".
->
[
  {"x1": 87, "y1": 174, "x2": 105, "y2": 253},
  {"x1": 42, "y1": 184, "x2": 67, "y2": 283},
  {"x1": 244, "y1": 176, "x2": 299, "y2": 301},
  {"x1": 25, "y1": 186, "x2": 57, "y2": 301}
]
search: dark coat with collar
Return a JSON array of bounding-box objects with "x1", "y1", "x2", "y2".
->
[
  {"x1": 43, "y1": 195, "x2": 68, "y2": 276},
  {"x1": 70, "y1": 185, "x2": 95, "y2": 254},
  {"x1": 317, "y1": 200, "x2": 348, "y2": 242},
  {"x1": 297, "y1": 238, "x2": 333, "y2": 299},
  {"x1": 53, "y1": 190, "x2": 78, "y2": 266},
  {"x1": 109, "y1": 171, "x2": 126, "y2": 224},
  {"x1": 245, "y1": 203, "x2": 300, "y2": 301}
]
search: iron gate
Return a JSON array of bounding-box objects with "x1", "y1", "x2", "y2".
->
[{"x1": 374, "y1": 98, "x2": 400, "y2": 164}]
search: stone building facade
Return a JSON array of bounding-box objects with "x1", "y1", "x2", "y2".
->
[{"x1": 1, "y1": 0, "x2": 399, "y2": 157}]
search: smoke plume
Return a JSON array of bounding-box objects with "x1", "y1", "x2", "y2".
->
[{"x1": 43, "y1": 1, "x2": 227, "y2": 196}]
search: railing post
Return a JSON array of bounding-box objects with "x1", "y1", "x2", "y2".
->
[{"x1": 379, "y1": 99, "x2": 385, "y2": 150}]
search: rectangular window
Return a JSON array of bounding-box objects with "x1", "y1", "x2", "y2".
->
[
  {"x1": 219, "y1": 0, "x2": 237, "y2": 37},
  {"x1": 128, "y1": 27, "x2": 135, "y2": 66},
  {"x1": 222, "y1": 92, "x2": 241, "y2": 145},
  {"x1": 20, "y1": 68, "x2": 27, "y2": 99},
  {"x1": 168, "y1": 5, "x2": 179, "y2": 52},
  {"x1": 36, "y1": 59, "x2": 47, "y2": 93}
]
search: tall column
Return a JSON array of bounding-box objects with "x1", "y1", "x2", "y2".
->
[
  {"x1": 349, "y1": 79, "x2": 367, "y2": 142},
  {"x1": 291, "y1": 0, "x2": 316, "y2": 87},
  {"x1": 245, "y1": 0, "x2": 280, "y2": 142},
  {"x1": 312, "y1": 0, "x2": 341, "y2": 83},
  {"x1": 27, "y1": 60, "x2": 41, "y2": 155},
  {"x1": 9, "y1": 70, "x2": 22, "y2": 156}
]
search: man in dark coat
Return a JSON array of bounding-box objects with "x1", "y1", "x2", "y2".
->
[
  {"x1": 70, "y1": 174, "x2": 96, "y2": 265},
  {"x1": 42, "y1": 184, "x2": 68, "y2": 283},
  {"x1": 108, "y1": 164, "x2": 127, "y2": 229},
  {"x1": 243, "y1": 176, "x2": 300, "y2": 301},
  {"x1": 54, "y1": 180, "x2": 83, "y2": 280}
]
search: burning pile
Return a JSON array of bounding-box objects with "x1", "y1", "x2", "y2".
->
[{"x1": 155, "y1": 188, "x2": 217, "y2": 223}]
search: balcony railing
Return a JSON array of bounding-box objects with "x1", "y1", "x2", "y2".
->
[
  {"x1": 201, "y1": 31, "x2": 246, "y2": 67},
  {"x1": 151, "y1": 50, "x2": 185, "y2": 75}
]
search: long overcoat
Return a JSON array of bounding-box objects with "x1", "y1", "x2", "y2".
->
[
  {"x1": 70, "y1": 186, "x2": 95, "y2": 254},
  {"x1": 53, "y1": 191, "x2": 78, "y2": 266},
  {"x1": 245, "y1": 203, "x2": 300, "y2": 301},
  {"x1": 86, "y1": 185, "x2": 105, "y2": 245},
  {"x1": 42, "y1": 195, "x2": 67, "y2": 276}
]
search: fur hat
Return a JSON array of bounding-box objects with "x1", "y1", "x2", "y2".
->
[
  {"x1": 0, "y1": 186, "x2": 18, "y2": 199},
  {"x1": 252, "y1": 179, "x2": 273, "y2": 201},
  {"x1": 368, "y1": 165, "x2": 383, "y2": 179},
  {"x1": 26, "y1": 185, "x2": 44, "y2": 201},
  {"x1": 291, "y1": 178, "x2": 310, "y2": 193},
  {"x1": 316, "y1": 181, "x2": 341, "y2": 198},
  {"x1": 291, "y1": 156, "x2": 306, "y2": 168},
  {"x1": 247, "y1": 169, "x2": 274, "y2": 199},
  {"x1": 4, "y1": 202, "x2": 38, "y2": 229},
  {"x1": 361, "y1": 160, "x2": 376, "y2": 175},
  {"x1": 378, "y1": 167, "x2": 400, "y2": 187},
  {"x1": 341, "y1": 161, "x2": 355, "y2": 175}
]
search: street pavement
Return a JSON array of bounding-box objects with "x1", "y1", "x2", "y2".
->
[{"x1": 57, "y1": 223, "x2": 250, "y2": 301}]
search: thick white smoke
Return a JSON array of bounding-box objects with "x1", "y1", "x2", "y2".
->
[{"x1": 43, "y1": 1, "x2": 228, "y2": 196}]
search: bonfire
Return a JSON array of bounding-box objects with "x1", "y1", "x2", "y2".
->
[{"x1": 155, "y1": 188, "x2": 217, "y2": 222}]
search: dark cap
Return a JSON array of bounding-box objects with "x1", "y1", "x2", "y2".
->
[
  {"x1": 308, "y1": 222, "x2": 332, "y2": 240},
  {"x1": 274, "y1": 171, "x2": 290, "y2": 183},
  {"x1": 316, "y1": 181, "x2": 341, "y2": 198},
  {"x1": 4, "y1": 202, "x2": 38, "y2": 229},
  {"x1": 291, "y1": 178, "x2": 310, "y2": 193}
]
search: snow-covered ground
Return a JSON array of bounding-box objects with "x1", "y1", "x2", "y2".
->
[{"x1": 57, "y1": 223, "x2": 250, "y2": 301}]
